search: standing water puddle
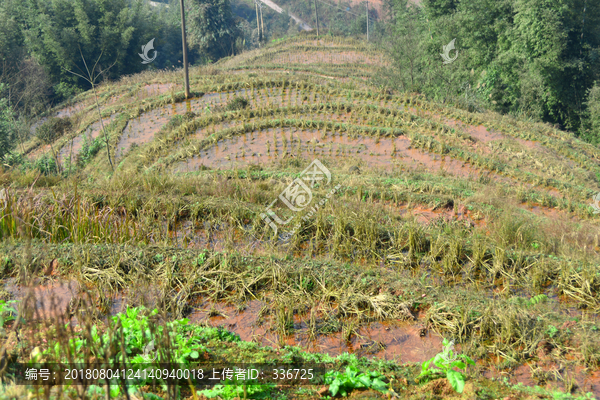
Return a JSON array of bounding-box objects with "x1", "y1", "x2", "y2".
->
[
  {"x1": 4, "y1": 270, "x2": 600, "y2": 396},
  {"x1": 188, "y1": 299, "x2": 441, "y2": 363},
  {"x1": 3, "y1": 279, "x2": 441, "y2": 363}
]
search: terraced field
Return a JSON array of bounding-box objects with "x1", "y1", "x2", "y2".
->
[{"x1": 4, "y1": 36, "x2": 600, "y2": 399}]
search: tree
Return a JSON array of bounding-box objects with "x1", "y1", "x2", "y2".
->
[
  {"x1": 186, "y1": 0, "x2": 243, "y2": 61},
  {"x1": 23, "y1": 0, "x2": 165, "y2": 100},
  {"x1": 385, "y1": 0, "x2": 600, "y2": 134},
  {"x1": 581, "y1": 81, "x2": 600, "y2": 144},
  {"x1": 386, "y1": 0, "x2": 429, "y2": 93},
  {"x1": 0, "y1": 85, "x2": 16, "y2": 162},
  {"x1": 63, "y1": 48, "x2": 117, "y2": 171},
  {"x1": 422, "y1": 0, "x2": 458, "y2": 19}
]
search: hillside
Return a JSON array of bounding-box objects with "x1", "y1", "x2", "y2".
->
[{"x1": 2, "y1": 36, "x2": 600, "y2": 399}]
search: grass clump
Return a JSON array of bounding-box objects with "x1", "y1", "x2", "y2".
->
[{"x1": 225, "y1": 96, "x2": 249, "y2": 111}]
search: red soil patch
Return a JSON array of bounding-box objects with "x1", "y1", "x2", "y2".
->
[
  {"x1": 27, "y1": 144, "x2": 53, "y2": 160},
  {"x1": 59, "y1": 114, "x2": 118, "y2": 163},
  {"x1": 136, "y1": 83, "x2": 179, "y2": 100},
  {"x1": 483, "y1": 360, "x2": 600, "y2": 398},
  {"x1": 398, "y1": 203, "x2": 484, "y2": 227},
  {"x1": 176, "y1": 128, "x2": 489, "y2": 179},
  {"x1": 188, "y1": 299, "x2": 443, "y2": 363},
  {"x1": 115, "y1": 101, "x2": 195, "y2": 159},
  {"x1": 6, "y1": 279, "x2": 80, "y2": 319}
]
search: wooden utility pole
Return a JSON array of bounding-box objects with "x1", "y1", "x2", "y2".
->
[
  {"x1": 255, "y1": 0, "x2": 262, "y2": 44},
  {"x1": 259, "y1": 2, "x2": 265, "y2": 40},
  {"x1": 314, "y1": 0, "x2": 320, "y2": 37},
  {"x1": 366, "y1": 1, "x2": 369, "y2": 41},
  {"x1": 179, "y1": 0, "x2": 190, "y2": 99}
]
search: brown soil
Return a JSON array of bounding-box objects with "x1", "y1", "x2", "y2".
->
[
  {"x1": 5, "y1": 279, "x2": 80, "y2": 320},
  {"x1": 175, "y1": 128, "x2": 491, "y2": 181},
  {"x1": 5, "y1": 271, "x2": 600, "y2": 398},
  {"x1": 188, "y1": 299, "x2": 443, "y2": 363},
  {"x1": 59, "y1": 114, "x2": 118, "y2": 162},
  {"x1": 136, "y1": 83, "x2": 179, "y2": 101}
]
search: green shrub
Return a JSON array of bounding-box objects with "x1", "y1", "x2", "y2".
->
[
  {"x1": 0, "y1": 93, "x2": 15, "y2": 160},
  {"x1": 35, "y1": 154, "x2": 58, "y2": 175},
  {"x1": 0, "y1": 300, "x2": 17, "y2": 327},
  {"x1": 36, "y1": 116, "x2": 72, "y2": 144},
  {"x1": 77, "y1": 135, "x2": 103, "y2": 167},
  {"x1": 581, "y1": 82, "x2": 600, "y2": 145},
  {"x1": 1, "y1": 151, "x2": 24, "y2": 167}
]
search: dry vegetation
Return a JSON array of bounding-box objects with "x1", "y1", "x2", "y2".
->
[{"x1": 1, "y1": 36, "x2": 599, "y2": 399}]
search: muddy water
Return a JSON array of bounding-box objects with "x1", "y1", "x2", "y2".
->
[
  {"x1": 5, "y1": 279, "x2": 80, "y2": 319},
  {"x1": 94, "y1": 88, "x2": 466, "y2": 163},
  {"x1": 4, "y1": 277, "x2": 441, "y2": 363},
  {"x1": 417, "y1": 107, "x2": 554, "y2": 154},
  {"x1": 10, "y1": 279, "x2": 599, "y2": 397},
  {"x1": 437, "y1": 117, "x2": 503, "y2": 155},
  {"x1": 103, "y1": 84, "x2": 178, "y2": 106},
  {"x1": 189, "y1": 299, "x2": 441, "y2": 363},
  {"x1": 175, "y1": 127, "x2": 488, "y2": 180},
  {"x1": 176, "y1": 128, "x2": 399, "y2": 171},
  {"x1": 483, "y1": 357, "x2": 600, "y2": 398},
  {"x1": 229, "y1": 69, "x2": 358, "y2": 85},
  {"x1": 137, "y1": 83, "x2": 178, "y2": 100},
  {"x1": 115, "y1": 102, "x2": 195, "y2": 159}
]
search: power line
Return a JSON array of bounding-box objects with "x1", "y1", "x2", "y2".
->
[{"x1": 314, "y1": 0, "x2": 378, "y2": 23}]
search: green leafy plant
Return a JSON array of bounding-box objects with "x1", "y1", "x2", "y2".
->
[
  {"x1": 77, "y1": 134, "x2": 104, "y2": 168},
  {"x1": 509, "y1": 294, "x2": 549, "y2": 309},
  {"x1": 546, "y1": 325, "x2": 559, "y2": 338},
  {"x1": 528, "y1": 294, "x2": 548, "y2": 307},
  {"x1": 41, "y1": 307, "x2": 239, "y2": 398},
  {"x1": 35, "y1": 154, "x2": 58, "y2": 175},
  {"x1": 323, "y1": 365, "x2": 388, "y2": 397},
  {"x1": 417, "y1": 338, "x2": 475, "y2": 393},
  {"x1": 0, "y1": 300, "x2": 17, "y2": 327},
  {"x1": 198, "y1": 367, "x2": 274, "y2": 399}
]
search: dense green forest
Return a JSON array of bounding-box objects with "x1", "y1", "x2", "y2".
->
[
  {"x1": 1, "y1": 0, "x2": 600, "y2": 162},
  {"x1": 383, "y1": 0, "x2": 600, "y2": 142}
]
